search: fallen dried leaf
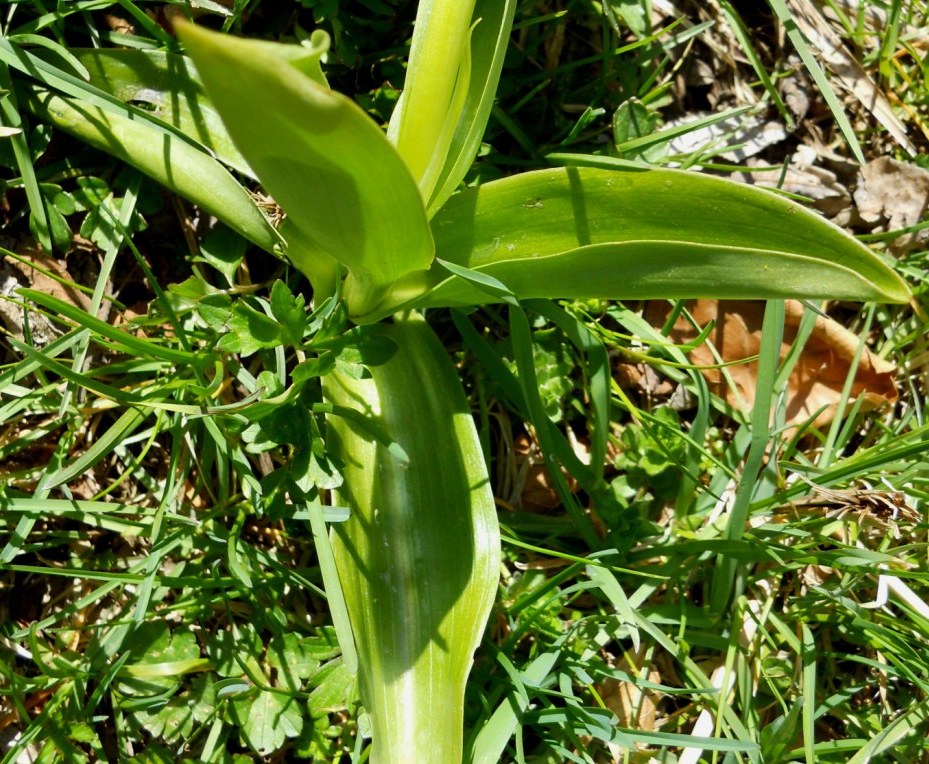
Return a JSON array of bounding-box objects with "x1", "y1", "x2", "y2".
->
[
  {"x1": 648, "y1": 300, "x2": 897, "y2": 428},
  {"x1": 735, "y1": 147, "x2": 851, "y2": 218},
  {"x1": 104, "y1": 14, "x2": 135, "y2": 35},
  {"x1": 786, "y1": 0, "x2": 916, "y2": 155},
  {"x1": 664, "y1": 112, "x2": 787, "y2": 162},
  {"x1": 614, "y1": 362, "x2": 675, "y2": 398},
  {"x1": 0, "y1": 243, "x2": 93, "y2": 344},
  {"x1": 854, "y1": 156, "x2": 929, "y2": 254},
  {"x1": 511, "y1": 431, "x2": 581, "y2": 511},
  {"x1": 598, "y1": 650, "x2": 662, "y2": 761}
]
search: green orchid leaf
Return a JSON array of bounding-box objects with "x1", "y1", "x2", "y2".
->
[
  {"x1": 20, "y1": 88, "x2": 281, "y2": 255},
  {"x1": 323, "y1": 315, "x2": 499, "y2": 764},
  {"x1": 211, "y1": 30, "x2": 332, "y2": 88},
  {"x1": 424, "y1": 0, "x2": 518, "y2": 216},
  {"x1": 73, "y1": 48, "x2": 254, "y2": 179},
  {"x1": 177, "y1": 22, "x2": 434, "y2": 316},
  {"x1": 279, "y1": 218, "x2": 341, "y2": 308},
  {"x1": 387, "y1": 0, "x2": 477, "y2": 203},
  {"x1": 361, "y1": 166, "x2": 910, "y2": 320}
]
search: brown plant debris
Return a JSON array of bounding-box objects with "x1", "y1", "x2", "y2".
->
[
  {"x1": 854, "y1": 156, "x2": 929, "y2": 254},
  {"x1": 648, "y1": 299, "x2": 897, "y2": 428}
]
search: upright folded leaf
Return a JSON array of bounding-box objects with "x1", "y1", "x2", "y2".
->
[
  {"x1": 323, "y1": 316, "x2": 500, "y2": 764},
  {"x1": 387, "y1": 0, "x2": 477, "y2": 205},
  {"x1": 177, "y1": 22, "x2": 434, "y2": 313},
  {"x1": 360, "y1": 166, "x2": 910, "y2": 320},
  {"x1": 425, "y1": 0, "x2": 518, "y2": 217}
]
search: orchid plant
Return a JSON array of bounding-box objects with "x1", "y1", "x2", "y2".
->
[{"x1": 17, "y1": 2, "x2": 909, "y2": 761}]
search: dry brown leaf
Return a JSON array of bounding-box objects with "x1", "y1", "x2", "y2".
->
[
  {"x1": 5, "y1": 244, "x2": 92, "y2": 310},
  {"x1": 780, "y1": 57, "x2": 812, "y2": 122},
  {"x1": 614, "y1": 361, "x2": 675, "y2": 397},
  {"x1": 821, "y1": 0, "x2": 889, "y2": 32},
  {"x1": 664, "y1": 112, "x2": 788, "y2": 162},
  {"x1": 854, "y1": 156, "x2": 929, "y2": 254},
  {"x1": 598, "y1": 651, "x2": 662, "y2": 761},
  {"x1": 735, "y1": 147, "x2": 851, "y2": 218},
  {"x1": 786, "y1": 0, "x2": 916, "y2": 155},
  {"x1": 599, "y1": 672, "x2": 660, "y2": 732},
  {"x1": 104, "y1": 13, "x2": 135, "y2": 35},
  {"x1": 802, "y1": 563, "x2": 836, "y2": 588},
  {"x1": 648, "y1": 300, "x2": 897, "y2": 428},
  {"x1": 511, "y1": 432, "x2": 581, "y2": 511},
  {"x1": 0, "y1": 244, "x2": 93, "y2": 344}
]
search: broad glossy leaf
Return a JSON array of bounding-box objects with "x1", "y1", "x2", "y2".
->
[
  {"x1": 279, "y1": 218, "x2": 341, "y2": 306},
  {"x1": 361, "y1": 166, "x2": 910, "y2": 321},
  {"x1": 21, "y1": 88, "x2": 281, "y2": 254},
  {"x1": 177, "y1": 22, "x2": 434, "y2": 316},
  {"x1": 74, "y1": 48, "x2": 254, "y2": 178},
  {"x1": 323, "y1": 316, "x2": 499, "y2": 764}
]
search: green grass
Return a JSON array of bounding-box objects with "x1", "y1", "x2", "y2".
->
[{"x1": 2, "y1": 1, "x2": 929, "y2": 761}]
